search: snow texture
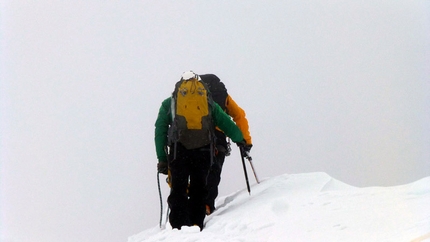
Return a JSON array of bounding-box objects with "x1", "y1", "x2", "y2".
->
[{"x1": 129, "y1": 172, "x2": 430, "y2": 242}]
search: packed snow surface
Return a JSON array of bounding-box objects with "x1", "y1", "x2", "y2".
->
[{"x1": 129, "y1": 172, "x2": 430, "y2": 242}]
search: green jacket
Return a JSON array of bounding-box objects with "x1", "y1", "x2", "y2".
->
[{"x1": 155, "y1": 97, "x2": 244, "y2": 162}]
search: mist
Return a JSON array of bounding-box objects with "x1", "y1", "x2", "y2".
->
[{"x1": 1, "y1": 1, "x2": 429, "y2": 242}]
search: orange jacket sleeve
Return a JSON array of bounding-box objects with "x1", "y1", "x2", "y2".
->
[{"x1": 225, "y1": 95, "x2": 252, "y2": 145}]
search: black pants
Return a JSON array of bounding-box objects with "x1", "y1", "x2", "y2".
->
[
  {"x1": 168, "y1": 142, "x2": 211, "y2": 230},
  {"x1": 205, "y1": 130, "x2": 227, "y2": 213}
]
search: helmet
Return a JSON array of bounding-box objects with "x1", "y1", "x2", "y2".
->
[{"x1": 181, "y1": 70, "x2": 199, "y2": 81}]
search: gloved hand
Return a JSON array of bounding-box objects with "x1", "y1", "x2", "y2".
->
[
  {"x1": 243, "y1": 144, "x2": 253, "y2": 153},
  {"x1": 157, "y1": 162, "x2": 168, "y2": 175},
  {"x1": 236, "y1": 140, "x2": 253, "y2": 153}
]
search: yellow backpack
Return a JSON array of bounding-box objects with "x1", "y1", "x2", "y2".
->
[{"x1": 169, "y1": 72, "x2": 214, "y2": 150}]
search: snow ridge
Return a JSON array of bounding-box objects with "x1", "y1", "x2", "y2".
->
[{"x1": 129, "y1": 172, "x2": 430, "y2": 242}]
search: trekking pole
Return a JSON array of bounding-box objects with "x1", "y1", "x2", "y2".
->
[
  {"x1": 164, "y1": 206, "x2": 170, "y2": 228},
  {"x1": 243, "y1": 151, "x2": 260, "y2": 184},
  {"x1": 239, "y1": 147, "x2": 251, "y2": 195},
  {"x1": 163, "y1": 170, "x2": 172, "y2": 228},
  {"x1": 157, "y1": 172, "x2": 163, "y2": 228}
]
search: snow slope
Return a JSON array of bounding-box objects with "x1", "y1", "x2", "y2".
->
[{"x1": 129, "y1": 172, "x2": 430, "y2": 242}]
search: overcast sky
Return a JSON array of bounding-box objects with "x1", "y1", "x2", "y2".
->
[{"x1": 1, "y1": 1, "x2": 429, "y2": 242}]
